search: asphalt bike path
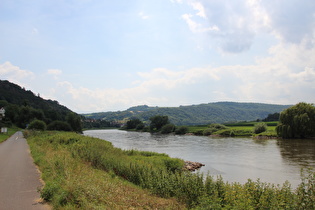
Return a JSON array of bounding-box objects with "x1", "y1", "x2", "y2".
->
[{"x1": 0, "y1": 131, "x2": 50, "y2": 210}]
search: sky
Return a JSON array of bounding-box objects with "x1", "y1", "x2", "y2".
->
[{"x1": 1, "y1": 0, "x2": 315, "y2": 113}]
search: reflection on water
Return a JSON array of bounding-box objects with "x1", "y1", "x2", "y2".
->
[
  {"x1": 277, "y1": 139, "x2": 315, "y2": 167},
  {"x1": 84, "y1": 129, "x2": 315, "y2": 189}
]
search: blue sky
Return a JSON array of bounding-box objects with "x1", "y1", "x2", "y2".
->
[{"x1": 1, "y1": 0, "x2": 315, "y2": 113}]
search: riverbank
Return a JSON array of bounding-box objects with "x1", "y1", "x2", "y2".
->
[{"x1": 25, "y1": 131, "x2": 315, "y2": 209}]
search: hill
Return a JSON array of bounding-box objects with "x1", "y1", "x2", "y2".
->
[
  {"x1": 0, "y1": 80, "x2": 76, "y2": 128},
  {"x1": 83, "y1": 102, "x2": 292, "y2": 126}
]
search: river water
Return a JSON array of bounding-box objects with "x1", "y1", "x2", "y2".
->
[{"x1": 84, "y1": 129, "x2": 315, "y2": 189}]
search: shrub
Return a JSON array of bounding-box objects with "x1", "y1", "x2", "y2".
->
[
  {"x1": 194, "y1": 130, "x2": 204, "y2": 136},
  {"x1": 214, "y1": 129, "x2": 233, "y2": 136},
  {"x1": 47, "y1": 121, "x2": 72, "y2": 131},
  {"x1": 175, "y1": 126, "x2": 188, "y2": 135},
  {"x1": 28, "y1": 119, "x2": 46, "y2": 131},
  {"x1": 135, "y1": 123, "x2": 145, "y2": 130},
  {"x1": 161, "y1": 124, "x2": 175, "y2": 134},
  {"x1": 209, "y1": 123, "x2": 228, "y2": 130},
  {"x1": 203, "y1": 128, "x2": 216, "y2": 136},
  {"x1": 254, "y1": 123, "x2": 267, "y2": 134}
]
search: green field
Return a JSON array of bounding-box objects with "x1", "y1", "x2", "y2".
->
[{"x1": 187, "y1": 122, "x2": 278, "y2": 137}]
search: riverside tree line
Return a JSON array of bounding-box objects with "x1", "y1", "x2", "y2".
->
[{"x1": 124, "y1": 102, "x2": 315, "y2": 139}]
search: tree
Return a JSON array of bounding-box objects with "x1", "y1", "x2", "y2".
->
[
  {"x1": 149, "y1": 115, "x2": 169, "y2": 132},
  {"x1": 276, "y1": 102, "x2": 315, "y2": 138},
  {"x1": 161, "y1": 124, "x2": 175, "y2": 134},
  {"x1": 175, "y1": 126, "x2": 188, "y2": 135},
  {"x1": 126, "y1": 118, "x2": 142, "y2": 129},
  {"x1": 28, "y1": 119, "x2": 46, "y2": 131},
  {"x1": 263, "y1": 113, "x2": 280, "y2": 122},
  {"x1": 66, "y1": 112, "x2": 82, "y2": 133}
]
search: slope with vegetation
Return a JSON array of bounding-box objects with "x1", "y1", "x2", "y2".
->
[
  {"x1": 83, "y1": 102, "x2": 291, "y2": 126},
  {"x1": 0, "y1": 80, "x2": 82, "y2": 132}
]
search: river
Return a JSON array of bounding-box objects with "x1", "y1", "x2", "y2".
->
[{"x1": 84, "y1": 129, "x2": 315, "y2": 189}]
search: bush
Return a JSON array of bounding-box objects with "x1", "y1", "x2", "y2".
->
[
  {"x1": 47, "y1": 121, "x2": 72, "y2": 131},
  {"x1": 254, "y1": 123, "x2": 267, "y2": 134},
  {"x1": 203, "y1": 124, "x2": 229, "y2": 136},
  {"x1": 28, "y1": 119, "x2": 46, "y2": 131},
  {"x1": 161, "y1": 124, "x2": 175, "y2": 134},
  {"x1": 209, "y1": 123, "x2": 228, "y2": 130},
  {"x1": 175, "y1": 126, "x2": 188, "y2": 135},
  {"x1": 135, "y1": 123, "x2": 145, "y2": 130},
  {"x1": 193, "y1": 130, "x2": 204, "y2": 136},
  {"x1": 203, "y1": 128, "x2": 216, "y2": 136}
]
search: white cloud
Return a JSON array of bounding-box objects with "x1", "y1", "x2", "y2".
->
[
  {"x1": 49, "y1": 38, "x2": 315, "y2": 112},
  {"x1": 177, "y1": 0, "x2": 315, "y2": 53},
  {"x1": 182, "y1": 13, "x2": 219, "y2": 33},
  {"x1": 0, "y1": 61, "x2": 35, "y2": 86},
  {"x1": 47, "y1": 69, "x2": 62, "y2": 75},
  {"x1": 47, "y1": 69, "x2": 62, "y2": 79},
  {"x1": 190, "y1": 1, "x2": 207, "y2": 18},
  {"x1": 138, "y1": 12, "x2": 149, "y2": 20}
]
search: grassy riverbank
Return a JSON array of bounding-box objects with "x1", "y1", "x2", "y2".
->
[
  {"x1": 187, "y1": 122, "x2": 278, "y2": 137},
  {"x1": 26, "y1": 131, "x2": 315, "y2": 209}
]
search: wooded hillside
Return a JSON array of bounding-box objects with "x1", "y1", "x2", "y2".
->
[
  {"x1": 0, "y1": 80, "x2": 77, "y2": 129},
  {"x1": 84, "y1": 102, "x2": 291, "y2": 126}
]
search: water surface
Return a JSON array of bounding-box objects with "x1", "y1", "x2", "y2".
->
[{"x1": 84, "y1": 129, "x2": 315, "y2": 188}]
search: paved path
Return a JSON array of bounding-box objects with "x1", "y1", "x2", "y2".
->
[{"x1": 0, "y1": 131, "x2": 50, "y2": 210}]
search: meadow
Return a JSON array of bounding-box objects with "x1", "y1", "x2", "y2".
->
[
  {"x1": 25, "y1": 131, "x2": 315, "y2": 209},
  {"x1": 188, "y1": 122, "x2": 278, "y2": 137}
]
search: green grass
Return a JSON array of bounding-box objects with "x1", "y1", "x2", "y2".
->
[
  {"x1": 26, "y1": 131, "x2": 185, "y2": 209},
  {"x1": 25, "y1": 131, "x2": 315, "y2": 209},
  {"x1": 187, "y1": 122, "x2": 278, "y2": 137},
  {"x1": 0, "y1": 127, "x2": 20, "y2": 143}
]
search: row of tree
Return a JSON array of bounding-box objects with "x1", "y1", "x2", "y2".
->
[
  {"x1": 124, "y1": 102, "x2": 315, "y2": 139},
  {"x1": 0, "y1": 102, "x2": 82, "y2": 133},
  {"x1": 124, "y1": 115, "x2": 189, "y2": 135}
]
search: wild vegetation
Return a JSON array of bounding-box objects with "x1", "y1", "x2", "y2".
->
[
  {"x1": 0, "y1": 80, "x2": 82, "y2": 132},
  {"x1": 26, "y1": 131, "x2": 315, "y2": 209}
]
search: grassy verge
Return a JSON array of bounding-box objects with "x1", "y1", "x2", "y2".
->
[
  {"x1": 26, "y1": 131, "x2": 185, "y2": 209},
  {"x1": 26, "y1": 131, "x2": 315, "y2": 209},
  {"x1": 0, "y1": 127, "x2": 21, "y2": 143}
]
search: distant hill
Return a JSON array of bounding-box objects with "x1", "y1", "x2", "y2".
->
[
  {"x1": 0, "y1": 80, "x2": 75, "y2": 127},
  {"x1": 83, "y1": 102, "x2": 292, "y2": 126}
]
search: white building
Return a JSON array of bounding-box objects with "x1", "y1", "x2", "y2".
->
[{"x1": 0, "y1": 107, "x2": 4, "y2": 120}]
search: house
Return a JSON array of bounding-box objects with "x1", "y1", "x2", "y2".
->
[
  {"x1": 0, "y1": 107, "x2": 7, "y2": 133},
  {"x1": 0, "y1": 107, "x2": 4, "y2": 120}
]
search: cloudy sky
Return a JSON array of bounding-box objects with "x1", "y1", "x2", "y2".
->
[{"x1": 1, "y1": 0, "x2": 315, "y2": 113}]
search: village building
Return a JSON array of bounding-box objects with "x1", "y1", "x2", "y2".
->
[
  {"x1": 0, "y1": 107, "x2": 7, "y2": 133},
  {"x1": 0, "y1": 107, "x2": 5, "y2": 120}
]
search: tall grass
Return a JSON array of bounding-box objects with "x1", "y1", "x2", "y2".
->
[{"x1": 26, "y1": 131, "x2": 315, "y2": 209}]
